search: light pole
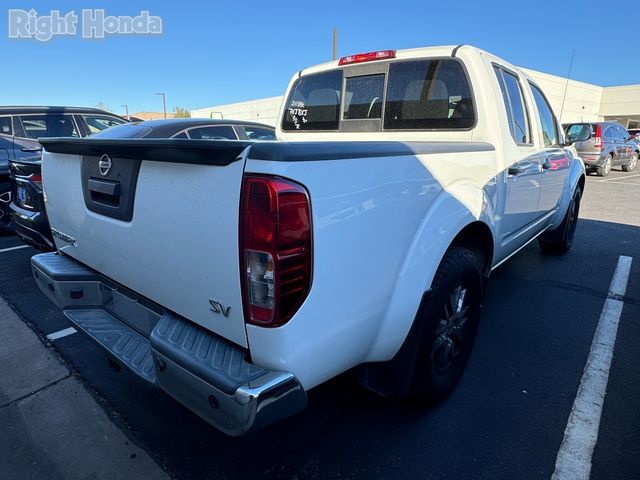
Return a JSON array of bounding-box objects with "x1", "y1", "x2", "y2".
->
[
  {"x1": 121, "y1": 104, "x2": 129, "y2": 119},
  {"x1": 156, "y1": 92, "x2": 167, "y2": 119}
]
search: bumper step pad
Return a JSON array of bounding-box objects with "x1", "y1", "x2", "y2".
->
[
  {"x1": 64, "y1": 308, "x2": 157, "y2": 384},
  {"x1": 151, "y1": 313, "x2": 268, "y2": 395},
  {"x1": 31, "y1": 252, "x2": 307, "y2": 435}
]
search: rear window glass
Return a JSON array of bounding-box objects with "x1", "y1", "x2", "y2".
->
[
  {"x1": 282, "y1": 70, "x2": 343, "y2": 131},
  {"x1": 243, "y1": 126, "x2": 276, "y2": 140},
  {"x1": 384, "y1": 59, "x2": 475, "y2": 130},
  {"x1": 187, "y1": 125, "x2": 237, "y2": 140},
  {"x1": 493, "y1": 67, "x2": 530, "y2": 144},
  {"x1": 91, "y1": 123, "x2": 152, "y2": 138},
  {"x1": 18, "y1": 115, "x2": 79, "y2": 139},
  {"x1": 343, "y1": 75, "x2": 384, "y2": 120}
]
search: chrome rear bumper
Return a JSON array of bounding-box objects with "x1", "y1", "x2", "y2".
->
[{"x1": 31, "y1": 252, "x2": 306, "y2": 436}]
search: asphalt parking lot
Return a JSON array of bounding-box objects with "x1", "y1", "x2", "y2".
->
[{"x1": 0, "y1": 169, "x2": 638, "y2": 480}]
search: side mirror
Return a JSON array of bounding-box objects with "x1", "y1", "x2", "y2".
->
[{"x1": 563, "y1": 123, "x2": 591, "y2": 146}]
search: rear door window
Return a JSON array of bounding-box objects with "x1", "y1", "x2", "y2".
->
[
  {"x1": 493, "y1": 66, "x2": 530, "y2": 145},
  {"x1": 343, "y1": 74, "x2": 385, "y2": 120},
  {"x1": 282, "y1": 70, "x2": 343, "y2": 131},
  {"x1": 616, "y1": 125, "x2": 629, "y2": 140},
  {"x1": 529, "y1": 84, "x2": 559, "y2": 147},
  {"x1": 18, "y1": 114, "x2": 80, "y2": 139},
  {"x1": 603, "y1": 126, "x2": 615, "y2": 140},
  {"x1": 384, "y1": 59, "x2": 475, "y2": 130},
  {"x1": 187, "y1": 125, "x2": 237, "y2": 140}
]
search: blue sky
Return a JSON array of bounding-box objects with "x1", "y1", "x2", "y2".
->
[{"x1": 1, "y1": 0, "x2": 637, "y2": 116}]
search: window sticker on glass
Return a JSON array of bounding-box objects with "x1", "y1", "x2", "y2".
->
[
  {"x1": 281, "y1": 70, "x2": 343, "y2": 131},
  {"x1": 288, "y1": 100, "x2": 308, "y2": 129}
]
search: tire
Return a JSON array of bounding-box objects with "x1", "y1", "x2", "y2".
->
[
  {"x1": 410, "y1": 247, "x2": 482, "y2": 403},
  {"x1": 596, "y1": 155, "x2": 612, "y2": 177},
  {"x1": 622, "y1": 153, "x2": 638, "y2": 172},
  {"x1": 538, "y1": 186, "x2": 581, "y2": 255},
  {"x1": 0, "y1": 189, "x2": 14, "y2": 236}
]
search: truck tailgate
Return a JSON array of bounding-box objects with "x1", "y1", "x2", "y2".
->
[{"x1": 40, "y1": 139, "x2": 251, "y2": 347}]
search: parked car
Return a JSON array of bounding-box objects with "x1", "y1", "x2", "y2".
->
[
  {"x1": 564, "y1": 121, "x2": 638, "y2": 176},
  {"x1": 1, "y1": 106, "x2": 129, "y2": 238},
  {"x1": 628, "y1": 128, "x2": 639, "y2": 140},
  {"x1": 33, "y1": 45, "x2": 585, "y2": 436},
  {"x1": 10, "y1": 117, "x2": 275, "y2": 250}
]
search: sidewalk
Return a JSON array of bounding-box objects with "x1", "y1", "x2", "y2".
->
[{"x1": 0, "y1": 297, "x2": 170, "y2": 480}]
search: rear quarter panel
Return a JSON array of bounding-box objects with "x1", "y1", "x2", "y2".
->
[{"x1": 244, "y1": 147, "x2": 497, "y2": 389}]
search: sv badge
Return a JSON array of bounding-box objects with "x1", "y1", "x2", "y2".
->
[{"x1": 209, "y1": 299, "x2": 231, "y2": 317}]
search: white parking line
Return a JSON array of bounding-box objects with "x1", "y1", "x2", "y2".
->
[
  {"x1": 0, "y1": 245, "x2": 30, "y2": 254},
  {"x1": 597, "y1": 180, "x2": 640, "y2": 186},
  {"x1": 46, "y1": 327, "x2": 77, "y2": 341},
  {"x1": 552, "y1": 255, "x2": 633, "y2": 480},
  {"x1": 602, "y1": 173, "x2": 640, "y2": 181}
]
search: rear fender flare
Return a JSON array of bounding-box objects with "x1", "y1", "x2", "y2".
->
[{"x1": 364, "y1": 183, "x2": 495, "y2": 362}]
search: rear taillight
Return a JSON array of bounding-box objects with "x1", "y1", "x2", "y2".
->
[
  {"x1": 29, "y1": 172, "x2": 42, "y2": 188},
  {"x1": 594, "y1": 125, "x2": 602, "y2": 149},
  {"x1": 240, "y1": 175, "x2": 312, "y2": 327},
  {"x1": 338, "y1": 50, "x2": 396, "y2": 66}
]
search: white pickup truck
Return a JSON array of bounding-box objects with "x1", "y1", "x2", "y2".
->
[{"x1": 33, "y1": 45, "x2": 586, "y2": 436}]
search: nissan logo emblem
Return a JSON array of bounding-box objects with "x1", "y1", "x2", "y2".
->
[{"x1": 98, "y1": 154, "x2": 112, "y2": 176}]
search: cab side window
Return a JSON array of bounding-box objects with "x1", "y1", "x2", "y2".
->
[
  {"x1": 493, "y1": 66, "x2": 530, "y2": 145},
  {"x1": 529, "y1": 84, "x2": 559, "y2": 147}
]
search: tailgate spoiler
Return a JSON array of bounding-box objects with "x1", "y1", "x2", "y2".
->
[{"x1": 39, "y1": 138, "x2": 253, "y2": 166}]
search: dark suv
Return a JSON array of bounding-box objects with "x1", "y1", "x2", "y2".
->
[
  {"x1": 564, "y1": 121, "x2": 639, "y2": 176},
  {"x1": 1, "y1": 106, "x2": 128, "y2": 244}
]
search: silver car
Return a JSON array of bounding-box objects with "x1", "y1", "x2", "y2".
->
[{"x1": 564, "y1": 122, "x2": 639, "y2": 176}]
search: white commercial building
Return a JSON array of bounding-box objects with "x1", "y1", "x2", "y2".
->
[{"x1": 191, "y1": 68, "x2": 640, "y2": 129}]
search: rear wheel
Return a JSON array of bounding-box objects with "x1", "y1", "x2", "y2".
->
[
  {"x1": 538, "y1": 186, "x2": 581, "y2": 254},
  {"x1": 596, "y1": 155, "x2": 612, "y2": 177},
  {"x1": 622, "y1": 153, "x2": 638, "y2": 172},
  {"x1": 410, "y1": 247, "x2": 482, "y2": 403},
  {"x1": 0, "y1": 188, "x2": 14, "y2": 235}
]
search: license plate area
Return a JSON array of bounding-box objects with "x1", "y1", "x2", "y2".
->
[{"x1": 15, "y1": 182, "x2": 38, "y2": 210}]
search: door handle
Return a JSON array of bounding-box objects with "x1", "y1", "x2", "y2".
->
[
  {"x1": 88, "y1": 178, "x2": 120, "y2": 196},
  {"x1": 508, "y1": 165, "x2": 524, "y2": 176},
  {"x1": 21, "y1": 146, "x2": 42, "y2": 152}
]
